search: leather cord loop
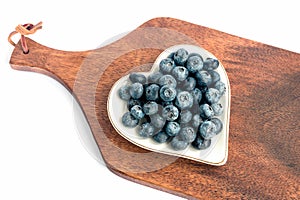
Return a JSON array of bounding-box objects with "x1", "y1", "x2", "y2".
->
[{"x1": 8, "y1": 22, "x2": 42, "y2": 53}]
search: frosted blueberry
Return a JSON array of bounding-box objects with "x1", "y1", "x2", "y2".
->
[
  {"x1": 199, "y1": 120, "x2": 217, "y2": 139},
  {"x1": 118, "y1": 85, "x2": 131, "y2": 100},
  {"x1": 172, "y1": 66, "x2": 189, "y2": 81},
  {"x1": 186, "y1": 54, "x2": 203, "y2": 73},
  {"x1": 129, "y1": 82, "x2": 144, "y2": 99},
  {"x1": 129, "y1": 73, "x2": 146, "y2": 84},
  {"x1": 173, "y1": 48, "x2": 189, "y2": 65},
  {"x1": 143, "y1": 101, "x2": 158, "y2": 115},
  {"x1": 139, "y1": 122, "x2": 155, "y2": 137},
  {"x1": 162, "y1": 105, "x2": 179, "y2": 121},
  {"x1": 165, "y1": 121, "x2": 181, "y2": 136},
  {"x1": 203, "y1": 58, "x2": 219, "y2": 71},
  {"x1": 122, "y1": 112, "x2": 139, "y2": 128},
  {"x1": 170, "y1": 135, "x2": 189, "y2": 151},
  {"x1": 160, "y1": 85, "x2": 177, "y2": 102},
  {"x1": 158, "y1": 74, "x2": 177, "y2": 88}
]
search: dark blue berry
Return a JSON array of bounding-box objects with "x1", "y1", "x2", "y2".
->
[
  {"x1": 148, "y1": 71, "x2": 163, "y2": 83},
  {"x1": 127, "y1": 98, "x2": 142, "y2": 110},
  {"x1": 209, "y1": 70, "x2": 220, "y2": 84},
  {"x1": 199, "y1": 104, "x2": 214, "y2": 119},
  {"x1": 129, "y1": 73, "x2": 146, "y2": 84},
  {"x1": 159, "y1": 85, "x2": 177, "y2": 102},
  {"x1": 122, "y1": 112, "x2": 139, "y2": 127},
  {"x1": 211, "y1": 118, "x2": 223, "y2": 135},
  {"x1": 203, "y1": 58, "x2": 219, "y2": 71},
  {"x1": 179, "y1": 110, "x2": 192, "y2": 124},
  {"x1": 186, "y1": 54, "x2": 203, "y2": 73},
  {"x1": 159, "y1": 58, "x2": 175, "y2": 74},
  {"x1": 139, "y1": 122, "x2": 155, "y2": 137},
  {"x1": 173, "y1": 48, "x2": 189, "y2": 65},
  {"x1": 192, "y1": 135, "x2": 211, "y2": 150},
  {"x1": 170, "y1": 135, "x2": 189, "y2": 151},
  {"x1": 158, "y1": 74, "x2": 177, "y2": 88},
  {"x1": 195, "y1": 71, "x2": 212, "y2": 87},
  {"x1": 153, "y1": 131, "x2": 170, "y2": 143},
  {"x1": 214, "y1": 81, "x2": 226, "y2": 96},
  {"x1": 149, "y1": 114, "x2": 166, "y2": 129},
  {"x1": 118, "y1": 85, "x2": 131, "y2": 100},
  {"x1": 143, "y1": 101, "x2": 158, "y2": 115},
  {"x1": 192, "y1": 114, "x2": 203, "y2": 129},
  {"x1": 199, "y1": 120, "x2": 217, "y2": 139},
  {"x1": 129, "y1": 82, "x2": 144, "y2": 99},
  {"x1": 191, "y1": 88, "x2": 202, "y2": 104},
  {"x1": 162, "y1": 105, "x2": 179, "y2": 121},
  {"x1": 145, "y1": 84, "x2": 160, "y2": 101},
  {"x1": 205, "y1": 88, "x2": 220, "y2": 104},
  {"x1": 172, "y1": 66, "x2": 189, "y2": 81},
  {"x1": 211, "y1": 103, "x2": 223, "y2": 116},
  {"x1": 130, "y1": 105, "x2": 145, "y2": 120},
  {"x1": 165, "y1": 121, "x2": 181, "y2": 136},
  {"x1": 182, "y1": 77, "x2": 196, "y2": 91},
  {"x1": 178, "y1": 126, "x2": 196, "y2": 142},
  {"x1": 175, "y1": 91, "x2": 194, "y2": 109}
]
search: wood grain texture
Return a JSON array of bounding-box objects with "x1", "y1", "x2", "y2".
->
[{"x1": 10, "y1": 17, "x2": 300, "y2": 199}]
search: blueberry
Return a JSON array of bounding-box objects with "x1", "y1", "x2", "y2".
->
[
  {"x1": 148, "y1": 71, "x2": 163, "y2": 83},
  {"x1": 195, "y1": 71, "x2": 212, "y2": 87},
  {"x1": 191, "y1": 88, "x2": 202, "y2": 104},
  {"x1": 127, "y1": 98, "x2": 142, "y2": 110},
  {"x1": 211, "y1": 118, "x2": 223, "y2": 135},
  {"x1": 129, "y1": 73, "x2": 146, "y2": 84},
  {"x1": 186, "y1": 54, "x2": 203, "y2": 73},
  {"x1": 179, "y1": 110, "x2": 192, "y2": 124},
  {"x1": 199, "y1": 104, "x2": 214, "y2": 119},
  {"x1": 165, "y1": 121, "x2": 181, "y2": 136},
  {"x1": 192, "y1": 114, "x2": 203, "y2": 129},
  {"x1": 149, "y1": 114, "x2": 166, "y2": 129},
  {"x1": 139, "y1": 122, "x2": 155, "y2": 137},
  {"x1": 122, "y1": 112, "x2": 139, "y2": 128},
  {"x1": 175, "y1": 91, "x2": 194, "y2": 110},
  {"x1": 199, "y1": 120, "x2": 217, "y2": 139},
  {"x1": 182, "y1": 77, "x2": 196, "y2": 91},
  {"x1": 209, "y1": 70, "x2": 220, "y2": 84},
  {"x1": 170, "y1": 135, "x2": 189, "y2": 151},
  {"x1": 162, "y1": 105, "x2": 179, "y2": 121},
  {"x1": 173, "y1": 48, "x2": 189, "y2": 65},
  {"x1": 153, "y1": 131, "x2": 170, "y2": 143},
  {"x1": 211, "y1": 103, "x2": 223, "y2": 116},
  {"x1": 129, "y1": 82, "x2": 144, "y2": 99},
  {"x1": 160, "y1": 85, "x2": 177, "y2": 102},
  {"x1": 130, "y1": 105, "x2": 145, "y2": 120},
  {"x1": 203, "y1": 58, "x2": 219, "y2": 71},
  {"x1": 118, "y1": 85, "x2": 131, "y2": 100},
  {"x1": 145, "y1": 84, "x2": 160, "y2": 101},
  {"x1": 205, "y1": 88, "x2": 221, "y2": 104},
  {"x1": 158, "y1": 74, "x2": 177, "y2": 88},
  {"x1": 214, "y1": 81, "x2": 226, "y2": 96},
  {"x1": 172, "y1": 66, "x2": 189, "y2": 81},
  {"x1": 178, "y1": 126, "x2": 196, "y2": 143},
  {"x1": 192, "y1": 135, "x2": 211, "y2": 150},
  {"x1": 143, "y1": 101, "x2": 158, "y2": 115},
  {"x1": 159, "y1": 58, "x2": 175, "y2": 74}
]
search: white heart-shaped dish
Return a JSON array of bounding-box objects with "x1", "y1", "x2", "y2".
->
[{"x1": 107, "y1": 44, "x2": 230, "y2": 166}]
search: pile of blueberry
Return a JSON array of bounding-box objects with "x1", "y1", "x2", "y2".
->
[{"x1": 118, "y1": 48, "x2": 226, "y2": 151}]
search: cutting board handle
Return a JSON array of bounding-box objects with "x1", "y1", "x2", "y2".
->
[{"x1": 10, "y1": 38, "x2": 89, "y2": 91}]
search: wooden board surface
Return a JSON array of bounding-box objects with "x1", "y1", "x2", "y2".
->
[{"x1": 10, "y1": 17, "x2": 300, "y2": 199}]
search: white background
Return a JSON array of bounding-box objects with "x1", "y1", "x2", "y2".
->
[{"x1": 0, "y1": 1, "x2": 299, "y2": 199}]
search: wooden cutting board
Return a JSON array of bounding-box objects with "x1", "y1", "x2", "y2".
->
[{"x1": 10, "y1": 17, "x2": 299, "y2": 199}]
